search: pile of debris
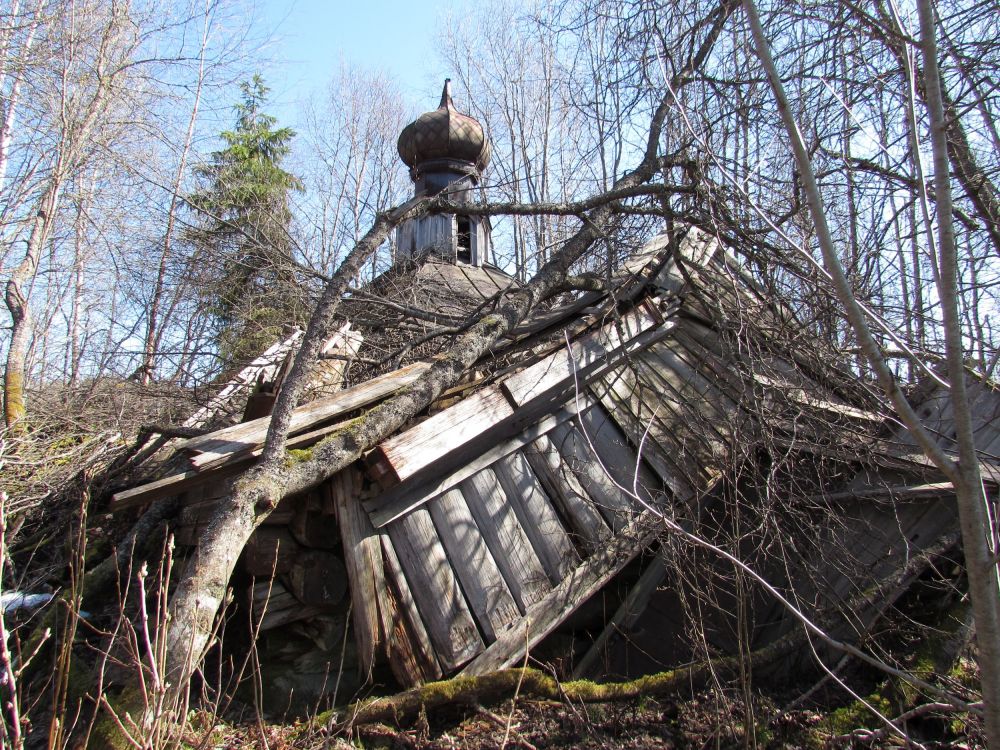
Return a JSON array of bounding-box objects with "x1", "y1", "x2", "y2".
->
[{"x1": 113, "y1": 228, "x2": 998, "y2": 709}]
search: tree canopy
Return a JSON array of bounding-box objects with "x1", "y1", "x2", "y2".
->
[{"x1": 188, "y1": 75, "x2": 306, "y2": 368}]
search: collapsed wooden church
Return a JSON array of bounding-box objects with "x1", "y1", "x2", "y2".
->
[{"x1": 114, "y1": 82, "x2": 999, "y2": 709}]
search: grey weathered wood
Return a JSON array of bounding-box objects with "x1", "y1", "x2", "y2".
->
[
  {"x1": 250, "y1": 580, "x2": 321, "y2": 631},
  {"x1": 370, "y1": 385, "x2": 515, "y2": 487},
  {"x1": 459, "y1": 513, "x2": 659, "y2": 677},
  {"x1": 575, "y1": 400, "x2": 662, "y2": 506},
  {"x1": 501, "y1": 302, "x2": 663, "y2": 407},
  {"x1": 182, "y1": 330, "x2": 302, "y2": 430},
  {"x1": 251, "y1": 579, "x2": 295, "y2": 607},
  {"x1": 491, "y1": 452, "x2": 579, "y2": 584},
  {"x1": 428, "y1": 488, "x2": 521, "y2": 640},
  {"x1": 623, "y1": 357, "x2": 722, "y2": 491},
  {"x1": 242, "y1": 527, "x2": 301, "y2": 576},
  {"x1": 290, "y1": 492, "x2": 339, "y2": 549},
  {"x1": 628, "y1": 353, "x2": 729, "y2": 476},
  {"x1": 385, "y1": 507, "x2": 484, "y2": 670},
  {"x1": 285, "y1": 550, "x2": 347, "y2": 606},
  {"x1": 112, "y1": 463, "x2": 245, "y2": 510},
  {"x1": 507, "y1": 292, "x2": 603, "y2": 339},
  {"x1": 366, "y1": 406, "x2": 578, "y2": 528},
  {"x1": 365, "y1": 310, "x2": 674, "y2": 527},
  {"x1": 591, "y1": 366, "x2": 699, "y2": 497},
  {"x1": 259, "y1": 603, "x2": 323, "y2": 631},
  {"x1": 524, "y1": 435, "x2": 612, "y2": 554},
  {"x1": 111, "y1": 419, "x2": 355, "y2": 510},
  {"x1": 547, "y1": 420, "x2": 636, "y2": 531},
  {"x1": 182, "y1": 359, "x2": 433, "y2": 464},
  {"x1": 329, "y1": 472, "x2": 381, "y2": 679},
  {"x1": 817, "y1": 482, "x2": 957, "y2": 503},
  {"x1": 650, "y1": 230, "x2": 719, "y2": 295},
  {"x1": 670, "y1": 324, "x2": 754, "y2": 410},
  {"x1": 644, "y1": 343, "x2": 740, "y2": 432},
  {"x1": 460, "y1": 469, "x2": 551, "y2": 612},
  {"x1": 380, "y1": 533, "x2": 443, "y2": 685}
]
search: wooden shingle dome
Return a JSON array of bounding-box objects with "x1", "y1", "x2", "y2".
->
[{"x1": 397, "y1": 79, "x2": 492, "y2": 180}]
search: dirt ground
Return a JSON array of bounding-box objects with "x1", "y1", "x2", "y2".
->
[{"x1": 211, "y1": 693, "x2": 839, "y2": 750}]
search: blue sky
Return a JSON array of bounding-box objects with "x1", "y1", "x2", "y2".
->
[{"x1": 256, "y1": 0, "x2": 473, "y2": 127}]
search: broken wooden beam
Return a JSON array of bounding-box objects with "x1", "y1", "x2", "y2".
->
[
  {"x1": 110, "y1": 419, "x2": 355, "y2": 509},
  {"x1": 367, "y1": 385, "x2": 515, "y2": 488},
  {"x1": 182, "y1": 359, "x2": 432, "y2": 467}
]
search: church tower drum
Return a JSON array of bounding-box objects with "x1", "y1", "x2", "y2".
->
[{"x1": 395, "y1": 79, "x2": 493, "y2": 266}]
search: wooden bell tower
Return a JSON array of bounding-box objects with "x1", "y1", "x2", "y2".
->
[{"x1": 395, "y1": 80, "x2": 493, "y2": 266}]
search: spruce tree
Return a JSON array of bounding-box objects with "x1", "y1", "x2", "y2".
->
[{"x1": 188, "y1": 75, "x2": 305, "y2": 368}]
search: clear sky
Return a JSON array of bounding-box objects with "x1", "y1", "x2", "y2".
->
[{"x1": 256, "y1": 0, "x2": 474, "y2": 128}]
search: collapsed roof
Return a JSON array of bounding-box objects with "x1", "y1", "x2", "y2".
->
[{"x1": 114, "y1": 227, "x2": 1000, "y2": 698}]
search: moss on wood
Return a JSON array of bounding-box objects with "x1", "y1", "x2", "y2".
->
[{"x1": 319, "y1": 665, "x2": 704, "y2": 730}]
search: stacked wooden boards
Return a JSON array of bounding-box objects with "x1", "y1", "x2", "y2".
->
[{"x1": 345, "y1": 233, "x2": 895, "y2": 681}]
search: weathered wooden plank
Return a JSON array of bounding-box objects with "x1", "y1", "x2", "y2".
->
[
  {"x1": 962, "y1": 380, "x2": 1000, "y2": 453},
  {"x1": 492, "y1": 452, "x2": 580, "y2": 584},
  {"x1": 589, "y1": 367, "x2": 696, "y2": 497},
  {"x1": 575, "y1": 400, "x2": 663, "y2": 505},
  {"x1": 428, "y1": 488, "x2": 521, "y2": 640},
  {"x1": 501, "y1": 301, "x2": 663, "y2": 407},
  {"x1": 670, "y1": 323, "x2": 754, "y2": 409},
  {"x1": 616, "y1": 361, "x2": 722, "y2": 490},
  {"x1": 329, "y1": 472, "x2": 381, "y2": 679},
  {"x1": 251, "y1": 579, "x2": 295, "y2": 608},
  {"x1": 524, "y1": 435, "x2": 612, "y2": 554},
  {"x1": 112, "y1": 462, "x2": 245, "y2": 510},
  {"x1": 749, "y1": 369, "x2": 884, "y2": 424},
  {"x1": 547, "y1": 420, "x2": 636, "y2": 531},
  {"x1": 385, "y1": 508, "x2": 484, "y2": 670},
  {"x1": 366, "y1": 406, "x2": 578, "y2": 528},
  {"x1": 111, "y1": 419, "x2": 353, "y2": 510},
  {"x1": 250, "y1": 579, "x2": 323, "y2": 631},
  {"x1": 460, "y1": 469, "x2": 551, "y2": 612},
  {"x1": 380, "y1": 533, "x2": 444, "y2": 685},
  {"x1": 643, "y1": 342, "x2": 742, "y2": 439},
  {"x1": 183, "y1": 331, "x2": 303, "y2": 429},
  {"x1": 818, "y1": 482, "x2": 957, "y2": 503},
  {"x1": 182, "y1": 359, "x2": 433, "y2": 464},
  {"x1": 370, "y1": 385, "x2": 515, "y2": 488},
  {"x1": 628, "y1": 352, "x2": 730, "y2": 470},
  {"x1": 459, "y1": 513, "x2": 659, "y2": 677},
  {"x1": 507, "y1": 292, "x2": 603, "y2": 339}
]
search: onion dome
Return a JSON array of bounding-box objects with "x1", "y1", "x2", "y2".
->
[{"x1": 397, "y1": 79, "x2": 491, "y2": 180}]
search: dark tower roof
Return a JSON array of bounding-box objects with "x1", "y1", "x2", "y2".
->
[{"x1": 397, "y1": 79, "x2": 492, "y2": 180}]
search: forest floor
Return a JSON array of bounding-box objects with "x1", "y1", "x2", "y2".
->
[{"x1": 187, "y1": 689, "x2": 980, "y2": 750}]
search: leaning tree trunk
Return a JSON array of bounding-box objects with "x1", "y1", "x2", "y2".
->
[{"x1": 917, "y1": 2, "x2": 1000, "y2": 745}]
